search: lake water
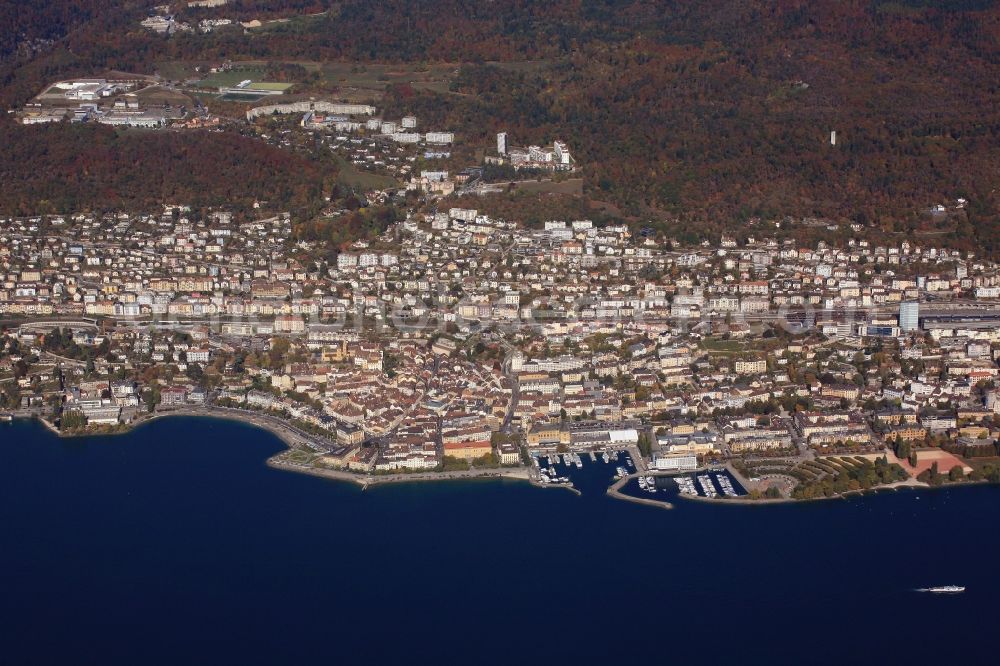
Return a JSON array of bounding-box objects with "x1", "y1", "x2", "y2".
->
[{"x1": 1, "y1": 417, "x2": 995, "y2": 665}]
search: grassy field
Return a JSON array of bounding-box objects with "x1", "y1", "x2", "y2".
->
[
  {"x1": 700, "y1": 339, "x2": 746, "y2": 353},
  {"x1": 155, "y1": 61, "x2": 197, "y2": 81},
  {"x1": 162, "y1": 57, "x2": 558, "y2": 106},
  {"x1": 411, "y1": 80, "x2": 454, "y2": 95},
  {"x1": 247, "y1": 10, "x2": 332, "y2": 33},
  {"x1": 333, "y1": 156, "x2": 401, "y2": 190},
  {"x1": 219, "y1": 92, "x2": 266, "y2": 103},
  {"x1": 319, "y1": 62, "x2": 458, "y2": 92},
  {"x1": 249, "y1": 82, "x2": 294, "y2": 92},
  {"x1": 284, "y1": 449, "x2": 316, "y2": 465},
  {"x1": 514, "y1": 178, "x2": 584, "y2": 195},
  {"x1": 700, "y1": 337, "x2": 784, "y2": 354},
  {"x1": 134, "y1": 85, "x2": 193, "y2": 106}
]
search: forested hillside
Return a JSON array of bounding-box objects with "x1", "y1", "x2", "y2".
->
[
  {"x1": 0, "y1": 123, "x2": 327, "y2": 216},
  {"x1": 1, "y1": 0, "x2": 999, "y2": 252}
]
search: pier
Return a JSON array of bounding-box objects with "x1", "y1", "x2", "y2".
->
[
  {"x1": 606, "y1": 474, "x2": 673, "y2": 510},
  {"x1": 529, "y1": 477, "x2": 582, "y2": 496}
]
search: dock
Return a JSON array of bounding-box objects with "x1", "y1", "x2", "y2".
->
[{"x1": 606, "y1": 474, "x2": 673, "y2": 510}]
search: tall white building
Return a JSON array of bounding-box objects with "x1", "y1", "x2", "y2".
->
[
  {"x1": 553, "y1": 140, "x2": 571, "y2": 165},
  {"x1": 497, "y1": 132, "x2": 507, "y2": 155},
  {"x1": 899, "y1": 300, "x2": 919, "y2": 332}
]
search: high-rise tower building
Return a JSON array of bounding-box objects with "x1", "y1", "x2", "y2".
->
[{"x1": 899, "y1": 301, "x2": 919, "y2": 332}]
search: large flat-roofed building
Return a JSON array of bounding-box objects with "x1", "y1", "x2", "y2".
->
[
  {"x1": 566, "y1": 420, "x2": 642, "y2": 447},
  {"x1": 71, "y1": 401, "x2": 122, "y2": 425},
  {"x1": 391, "y1": 132, "x2": 421, "y2": 144},
  {"x1": 21, "y1": 111, "x2": 68, "y2": 124},
  {"x1": 424, "y1": 132, "x2": 454, "y2": 144},
  {"x1": 97, "y1": 110, "x2": 167, "y2": 128},
  {"x1": 246, "y1": 101, "x2": 376, "y2": 121},
  {"x1": 48, "y1": 79, "x2": 115, "y2": 101},
  {"x1": 653, "y1": 453, "x2": 698, "y2": 471}
]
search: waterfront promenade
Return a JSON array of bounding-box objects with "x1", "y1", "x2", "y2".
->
[
  {"x1": 5, "y1": 406, "x2": 534, "y2": 489},
  {"x1": 271, "y1": 457, "x2": 531, "y2": 488},
  {"x1": 2, "y1": 408, "x2": 935, "y2": 503}
]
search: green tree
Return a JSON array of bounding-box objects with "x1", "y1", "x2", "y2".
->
[
  {"x1": 928, "y1": 462, "x2": 942, "y2": 486},
  {"x1": 637, "y1": 433, "x2": 652, "y2": 457},
  {"x1": 145, "y1": 384, "x2": 160, "y2": 413},
  {"x1": 895, "y1": 438, "x2": 911, "y2": 461},
  {"x1": 60, "y1": 410, "x2": 87, "y2": 430}
]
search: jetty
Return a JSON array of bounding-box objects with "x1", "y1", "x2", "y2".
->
[{"x1": 606, "y1": 474, "x2": 673, "y2": 510}]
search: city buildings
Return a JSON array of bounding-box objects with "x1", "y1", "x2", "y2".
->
[{"x1": 2, "y1": 201, "x2": 998, "y2": 482}]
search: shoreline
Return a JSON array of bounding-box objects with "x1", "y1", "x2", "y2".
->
[
  {"x1": 8, "y1": 412, "x2": 988, "y2": 504},
  {"x1": 10, "y1": 409, "x2": 535, "y2": 490},
  {"x1": 267, "y1": 457, "x2": 533, "y2": 488},
  {"x1": 677, "y1": 475, "x2": 932, "y2": 506}
]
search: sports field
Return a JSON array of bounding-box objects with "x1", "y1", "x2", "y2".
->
[
  {"x1": 246, "y1": 82, "x2": 294, "y2": 92},
  {"x1": 194, "y1": 70, "x2": 266, "y2": 89}
]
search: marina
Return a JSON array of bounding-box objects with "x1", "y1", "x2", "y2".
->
[
  {"x1": 532, "y1": 448, "x2": 634, "y2": 493},
  {"x1": 697, "y1": 474, "x2": 717, "y2": 498},
  {"x1": 637, "y1": 476, "x2": 657, "y2": 494},
  {"x1": 533, "y1": 449, "x2": 745, "y2": 503},
  {"x1": 620, "y1": 469, "x2": 748, "y2": 504}
]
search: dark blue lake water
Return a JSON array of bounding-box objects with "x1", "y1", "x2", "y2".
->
[{"x1": 1, "y1": 417, "x2": 994, "y2": 666}]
